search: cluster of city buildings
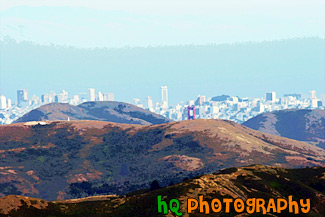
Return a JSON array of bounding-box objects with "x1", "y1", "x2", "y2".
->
[
  {"x1": 0, "y1": 89, "x2": 114, "y2": 124},
  {"x1": 0, "y1": 87, "x2": 323, "y2": 125},
  {"x1": 132, "y1": 88, "x2": 323, "y2": 123}
]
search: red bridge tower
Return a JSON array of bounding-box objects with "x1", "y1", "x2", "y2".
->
[{"x1": 187, "y1": 105, "x2": 195, "y2": 120}]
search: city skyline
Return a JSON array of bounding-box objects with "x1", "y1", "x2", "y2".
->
[
  {"x1": 0, "y1": 2, "x2": 324, "y2": 124},
  {"x1": 1, "y1": 87, "x2": 324, "y2": 107},
  {"x1": 0, "y1": 86, "x2": 323, "y2": 125}
]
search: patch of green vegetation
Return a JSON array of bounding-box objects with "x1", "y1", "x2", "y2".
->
[
  {"x1": 269, "y1": 181, "x2": 281, "y2": 188},
  {"x1": 37, "y1": 156, "x2": 45, "y2": 162}
]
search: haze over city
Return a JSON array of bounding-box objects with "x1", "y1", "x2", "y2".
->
[
  {"x1": 0, "y1": 1, "x2": 324, "y2": 123},
  {"x1": 0, "y1": 38, "x2": 324, "y2": 104},
  {"x1": 1, "y1": 0, "x2": 324, "y2": 104}
]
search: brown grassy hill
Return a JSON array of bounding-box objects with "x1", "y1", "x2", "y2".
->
[
  {"x1": 14, "y1": 101, "x2": 171, "y2": 125},
  {"x1": 0, "y1": 165, "x2": 324, "y2": 217},
  {"x1": 0, "y1": 119, "x2": 324, "y2": 201},
  {"x1": 243, "y1": 109, "x2": 325, "y2": 149}
]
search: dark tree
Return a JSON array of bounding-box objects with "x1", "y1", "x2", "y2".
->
[{"x1": 150, "y1": 180, "x2": 161, "y2": 191}]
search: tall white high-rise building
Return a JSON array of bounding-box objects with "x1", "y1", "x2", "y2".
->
[
  {"x1": 311, "y1": 98, "x2": 318, "y2": 108},
  {"x1": 7, "y1": 98, "x2": 12, "y2": 109},
  {"x1": 310, "y1": 90, "x2": 316, "y2": 99},
  {"x1": 211, "y1": 102, "x2": 219, "y2": 114},
  {"x1": 49, "y1": 91, "x2": 56, "y2": 103},
  {"x1": 161, "y1": 86, "x2": 168, "y2": 108},
  {"x1": 103, "y1": 93, "x2": 114, "y2": 101},
  {"x1": 88, "y1": 88, "x2": 96, "y2": 101},
  {"x1": 61, "y1": 90, "x2": 69, "y2": 102},
  {"x1": 146, "y1": 96, "x2": 153, "y2": 109},
  {"x1": 0, "y1": 95, "x2": 7, "y2": 109},
  {"x1": 175, "y1": 104, "x2": 182, "y2": 112},
  {"x1": 70, "y1": 95, "x2": 81, "y2": 105},
  {"x1": 98, "y1": 91, "x2": 104, "y2": 101}
]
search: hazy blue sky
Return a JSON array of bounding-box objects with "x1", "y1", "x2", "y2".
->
[
  {"x1": 0, "y1": 1, "x2": 324, "y2": 104},
  {"x1": 1, "y1": 38, "x2": 324, "y2": 104},
  {"x1": 0, "y1": 0, "x2": 324, "y2": 47}
]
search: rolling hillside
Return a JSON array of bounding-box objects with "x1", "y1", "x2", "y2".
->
[
  {"x1": 0, "y1": 165, "x2": 324, "y2": 216},
  {"x1": 14, "y1": 101, "x2": 171, "y2": 125},
  {"x1": 0, "y1": 119, "x2": 324, "y2": 201},
  {"x1": 243, "y1": 109, "x2": 325, "y2": 148}
]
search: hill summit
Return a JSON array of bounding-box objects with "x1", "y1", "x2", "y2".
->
[
  {"x1": 243, "y1": 109, "x2": 325, "y2": 149},
  {"x1": 14, "y1": 101, "x2": 171, "y2": 125}
]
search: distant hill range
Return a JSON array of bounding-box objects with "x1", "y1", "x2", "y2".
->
[
  {"x1": 0, "y1": 119, "x2": 324, "y2": 200},
  {"x1": 0, "y1": 165, "x2": 324, "y2": 217},
  {"x1": 14, "y1": 102, "x2": 171, "y2": 125},
  {"x1": 211, "y1": 94, "x2": 243, "y2": 102},
  {"x1": 243, "y1": 109, "x2": 325, "y2": 149}
]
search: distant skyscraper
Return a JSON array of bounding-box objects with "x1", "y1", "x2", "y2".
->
[
  {"x1": 257, "y1": 102, "x2": 264, "y2": 113},
  {"x1": 73, "y1": 95, "x2": 80, "y2": 102},
  {"x1": 49, "y1": 91, "x2": 56, "y2": 103},
  {"x1": 310, "y1": 90, "x2": 316, "y2": 99},
  {"x1": 88, "y1": 88, "x2": 96, "y2": 101},
  {"x1": 103, "y1": 93, "x2": 114, "y2": 101},
  {"x1": 195, "y1": 95, "x2": 206, "y2": 106},
  {"x1": 161, "y1": 86, "x2": 168, "y2": 109},
  {"x1": 311, "y1": 98, "x2": 318, "y2": 108},
  {"x1": 7, "y1": 98, "x2": 12, "y2": 109},
  {"x1": 61, "y1": 90, "x2": 69, "y2": 102},
  {"x1": 41, "y1": 94, "x2": 49, "y2": 104},
  {"x1": 0, "y1": 95, "x2": 7, "y2": 109},
  {"x1": 52, "y1": 90, "x2": 68, "y2": 103},
  {"x1": 17, "y1": 89, "x2": 28, "y2": 107},
  {"x1": 54, "y1": 95, "x2": 61, "y2": 103},
  {"x1": 266, "y1": 92, "x2": 276, "y2": 102},
  {"x1": 146, "y1": 96, "x2": 153, "y2": 109},
  {"x1": 317, "y1": 101, "x2": 322, "y2": 108},
  {"x1": 211, "y1": 102, "x2": 219, "y2": 114},
  {"x1": 30, "y1": 94, "x2": 40, "y2": 105},
  {"x1": 98, "y1": 91, "x2": 104, "y2": 101}
]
